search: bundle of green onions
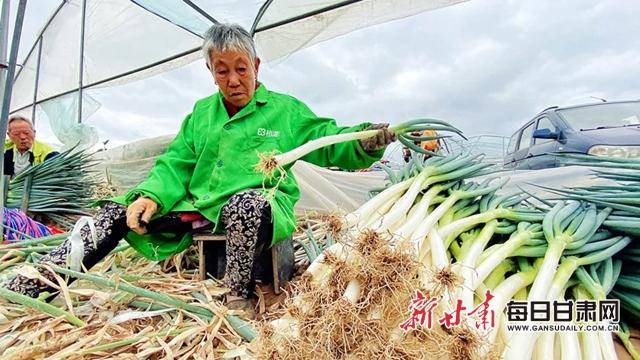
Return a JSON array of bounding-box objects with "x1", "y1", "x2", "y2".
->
[
  {"x1": 5, "y1": 147, "x2": 99, "y2": 224},
  {"x1": 252, "y1": 151, "x2": 640, "y2": 360},
  {"x1": 613, "y1": 245, "x2": 640, "y2": 360},
  {"x1": 255, "y1": 118, "x2": 464, "y2": 178},
  {"x1": 252, "y1": 153, "x2": 529, "y2": 358}
]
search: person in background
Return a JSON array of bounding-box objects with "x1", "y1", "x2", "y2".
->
[
  {"x1": 403, "y1": 129, "x2": 440, "y2": 162},
  {"x1": 3, "y1": 115, "x2": 59, "y2": 177}
]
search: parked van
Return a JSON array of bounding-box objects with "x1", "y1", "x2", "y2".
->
[{"x1": 503, "y1": 100, "x2": 640, "y2": 170}]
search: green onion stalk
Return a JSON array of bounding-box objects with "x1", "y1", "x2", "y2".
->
[
  {"x1": 459, "y1": 222, "x2": 543, "y2": 310},
  {"x1": 255, "y1": 118, "x2": 464, "y2": 178},
  {"x1": 314, "y1": 157, "x2": 500, "y2": 324},
  {"x1": 612, "y1": 244, "x2": 640, "y2": 359},
  {"x1": 402, "y1": 178, "x2": 507, "y2": 266},
  {"x1": 0, "y1": 286, "x2": 85, "y2": 327},
  {"x1": 547, "y1": 153, "x2": 640, "y2": 235},
  {"x1": 0, "y1": 233, "x2": 68, "y2": 250},
  {"x1": 392, "y1": 181, "x2": 456, "y2": 242},
  {"x1": 437, "y1": 193, "x2": 542, "y2": 248},
  {"x1": 484, "y1": 259, "x2": 542, "y2": 348},
  {"x1": 430, "y1": 212, "x2": 544, "y2": 346},
  {"x1": 266, "y1": 239, "x2": 362, "y2": 341},
  {"x1": 544, "y1": 243, "x2": 629, "y2": 359},
  {"x1": 556, "y1": 286, "x2": 582, "y2": 360},
  {"x1": 342, "y1": 153, "x2": 487, "y2": 232},
  {"x1": 397, "y1": 181, "x2": 530, "y2": 317},
  {"x1": 617, "y1": 322, "x2": 640, "y2": 360},
  {"x1": 427, "y1": 192, "x2": 542, "y2": 272},
  {"x1": 367, "y1": 156, "x2": 470, "y2": 233},
  {"x1": 384, "y1": 163, "x2": 498, "y2": 244},
  {"x1": 269, "y1": 152, "x2": 502, "y2": 345},
  {"x1": 268, "y1": 152, "x2": 640, "y2": 358},
  {"x1": 539, "y1": 153, "x2": 640, "y2": 356},
  {"x1": 503, "y1": 203, "x2": 629, "y2": 360},
  {"x1": 370, "y1": 151, "x2": 439, "y2": 193},
  {"x1": 503, "y1": 201, "x2": 605, "y2": 358},
  {"x1": 573, "y1": 258, "x2": 624, "y2": 360},
  {"x1": 342, "y1": 153, "x2": 456, "y2": 230}
]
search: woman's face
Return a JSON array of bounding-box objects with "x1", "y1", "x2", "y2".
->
[{"x1": 208, "y1": 49, "x2": 261, "y2": 108}]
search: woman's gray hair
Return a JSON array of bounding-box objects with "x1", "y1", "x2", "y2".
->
[{"x1": 202, "y1": 24, "x2": 257, "y2": 65}]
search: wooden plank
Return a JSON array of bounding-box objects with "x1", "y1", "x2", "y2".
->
[
  {"x1": 194, "y1": 233, "x2": 225, "y2": 281},
  {"x1": 198, "y1": 240, "x2": 205, "y2": 281},
  {"x1": 192, "y1": 234, "x2": 226, "y2": 241},
  {"x1": 271, "y1": 246, "x2": 280, "y2": 294}
]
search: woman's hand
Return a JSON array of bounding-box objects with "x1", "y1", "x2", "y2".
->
[
  {"x1": 360, "y1": 123, "x2": 396, "y2": 152},
  {"x1": 126, "y1": 197, "x2": 158, "y2": 234}
]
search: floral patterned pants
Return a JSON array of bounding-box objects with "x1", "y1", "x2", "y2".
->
[
  {"x1": 220, "y1": 190, "x2": 272, "y2": 298},
  {"x1": 5, "y1": 190, "x2": 272, "y2": 300}
]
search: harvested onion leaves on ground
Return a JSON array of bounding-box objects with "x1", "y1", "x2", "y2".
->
[{"x1": 0, "y1": 244, "x2": 255, "y2": 359}]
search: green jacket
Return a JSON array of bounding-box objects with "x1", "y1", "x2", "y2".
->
[{"x1": 110, "y1": 84, "x2": 383, "y2": 260}]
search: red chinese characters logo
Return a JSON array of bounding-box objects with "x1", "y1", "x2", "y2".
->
[
  {"x1": 399, "y1": 290, "x2": 439, "y2": 331},
  {"x1": 467, "y1": 289, "x2": 496, "y2": 330},
  {"x1": 439, "y1": 299, "x2": 467, "y2": 328},
  {"x1": 399, "y1": 290, "x2": 496, "y2": 332}
]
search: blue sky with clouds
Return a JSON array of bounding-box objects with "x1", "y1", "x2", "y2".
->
[{"x1": 8, "y1": 0, "x2": 640, "y2": 150}]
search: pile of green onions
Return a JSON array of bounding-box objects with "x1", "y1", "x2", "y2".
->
[
  {"x1": 254, "y1": 151, "x2": 640, "y2": 359},
  {"x1": 5, "y1": 147, "x2": 99, "y2": 223}
]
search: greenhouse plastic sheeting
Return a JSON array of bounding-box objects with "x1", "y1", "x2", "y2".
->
[
  {"x1": 92, "y1": 134, "x2": 174, "y2": 192},
  {"x1": 92, "y1": 135, "x2": 386, "y2": 214},
  {"x1": 11, "y1": 0, "x2": 468, "y2": 113},
  {"x1": 253, "y1": 0, "x2": 468, "y2": 61},
  {"x1": 10, "y1": 0, "x2": 204, "y2": 113},
  {"x1": 38, "y1": 92, "x2": 100, "y2": 149},
  {"x1": 9, "y1": 0, "x2": 469, "y2": 152}
]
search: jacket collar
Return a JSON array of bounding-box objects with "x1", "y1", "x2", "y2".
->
[
  {"x1": 254, "y1": 83, "x2": 268, "y2": 105},
  {"x1": 218, "y1": 83, "x2": 269, "y2": 122}
]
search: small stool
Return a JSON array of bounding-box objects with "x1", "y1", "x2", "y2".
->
[{"x1": 194, "y1": 233, "x2": 295, "y2": 294}]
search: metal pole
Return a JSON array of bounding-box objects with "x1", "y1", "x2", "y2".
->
[
  {"x1": 0, "y1": 0, "x2": 27, "y2": 239},
  {"x1": 0, "y1": 0, "x2": 10, "y2": 104},
  {"x1": 0, "y1": 0, "x2": 28, "y2": 177},
  {"x1": 0, "y1": 0, "x2": 9, "y2": 240},
  {"x1": 31, "y1": 37, "x2": 42, "y2": 126},
  {"x1": 77, "y1": 0, "x2": 87, "y2": 124}
]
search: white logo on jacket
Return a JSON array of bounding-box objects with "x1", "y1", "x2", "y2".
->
[{"x1": 257, "y1": 128, "x2": 280, "y2": 137}]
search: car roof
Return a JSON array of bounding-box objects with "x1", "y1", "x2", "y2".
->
[{"x1": 534, "y1": 99, "x2": 640, "y2": 117}]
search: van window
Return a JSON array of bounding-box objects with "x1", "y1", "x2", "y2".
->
[
  {"x1": 534, "y1": 117, "x2": 556, "y2": 145},
  {"x1": 507, "y1": 131, "x2": 519, "y2": 154},
  {"x1": 518, "y1": 122, "x2": 535, "y2": 150},
  {"x1": 558, "y1": 102, "x2": 640, "y2": 130}
]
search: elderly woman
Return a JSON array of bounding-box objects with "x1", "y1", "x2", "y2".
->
[{"x1": 5, "y1": 24, "x2": 394, "y2": 311}]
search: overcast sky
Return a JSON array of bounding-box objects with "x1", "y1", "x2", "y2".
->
[{"x1": 7, "y1": 0, "x2": 640, "y2": 152}]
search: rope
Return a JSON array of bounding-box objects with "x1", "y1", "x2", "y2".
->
[{"x1": 2, "y1": 208, "x2": 52, "y2": 243}]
